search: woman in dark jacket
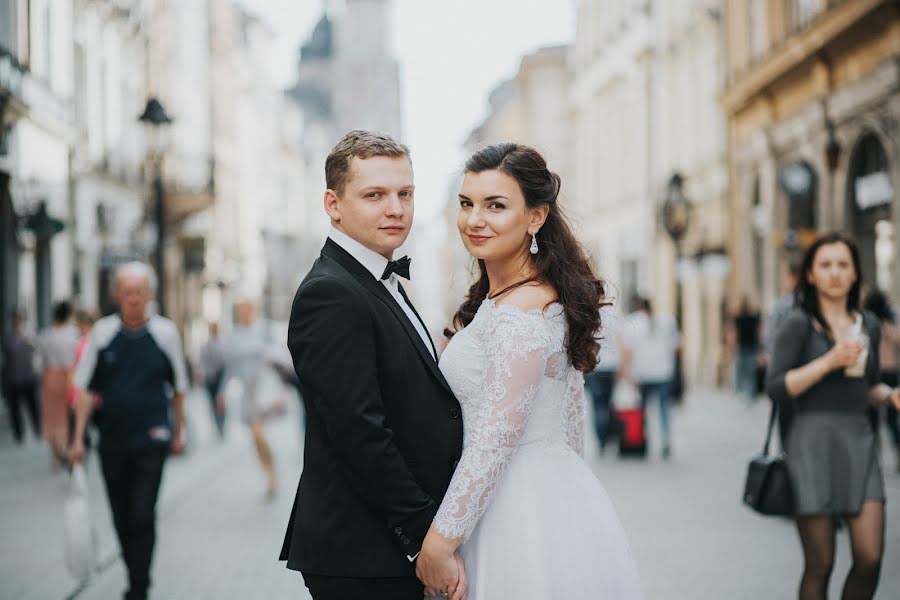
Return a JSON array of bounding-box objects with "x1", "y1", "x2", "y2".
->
[{"x1": 766, "y1": 232, "x2": 900, "y2": 600}]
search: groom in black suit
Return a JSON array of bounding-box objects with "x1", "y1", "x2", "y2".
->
[{"x1": 280, "y1": 130, "x2": 465, "y2": 600}]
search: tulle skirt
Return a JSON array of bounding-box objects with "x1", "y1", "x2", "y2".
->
[{"x1": 457, "y1": 443, "x2": 643, "y2": 599}]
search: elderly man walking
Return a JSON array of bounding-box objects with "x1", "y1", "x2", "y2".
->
[{"x1": 70, "y1": 262, "x2": 188, "y2": 600}]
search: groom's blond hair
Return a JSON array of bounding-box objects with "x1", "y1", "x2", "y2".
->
[{"x1": 325, "y1": 130, "x2": 410, "y2": 196}]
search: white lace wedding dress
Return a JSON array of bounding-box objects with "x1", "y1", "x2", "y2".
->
[{"x1": 434, "y1": 299, "x2": 643, "y2": 599}]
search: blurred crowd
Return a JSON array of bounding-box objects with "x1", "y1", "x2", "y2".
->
[{"x1": 0, "y1": 274, "x2": 301, "y2": 480}]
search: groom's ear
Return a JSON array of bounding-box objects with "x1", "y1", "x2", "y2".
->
[{"x1": 324, "y1": 189, "x2": 341, "y2": 222}]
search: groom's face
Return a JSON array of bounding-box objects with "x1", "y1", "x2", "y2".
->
[{"x1": 325, "y1": 155, "x2": 415, "y2": 259}]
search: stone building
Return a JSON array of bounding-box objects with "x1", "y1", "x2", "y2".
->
[
  {"x1": 723, "y1": 0, "x2": 900, "y2": 311},
  {"x1": 70, "y1": 0, "x2": 150, "y2": 317},
  {"x1": 286, "y1": 0, "x2": 404, "y2": 279},
  {"x1": 0, "y1": 0, "x2": 76, "y2": 334},
  {"x1": 571, "y1": 0, "x2": 729, "y2": 386}
]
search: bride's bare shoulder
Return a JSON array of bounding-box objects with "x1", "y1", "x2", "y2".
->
[{"x1": 493, "y1": 283, "x2": 558, "y2": 312}]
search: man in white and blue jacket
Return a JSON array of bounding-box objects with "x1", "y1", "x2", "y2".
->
[{"x1": 71, "y1": 262, "x2": 188, "y2": 600}]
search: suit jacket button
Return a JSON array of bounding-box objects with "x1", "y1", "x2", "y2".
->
[{"x1": 449, "y1": 408, "x2": 460, "y2": 419}]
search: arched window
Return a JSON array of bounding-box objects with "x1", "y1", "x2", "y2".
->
[
  {"x1": 848, "y1": 133, "x2": 893, "y2": 288},
  {"x1": 849, "y1": 134, "x2": 890, "y2": 213}
]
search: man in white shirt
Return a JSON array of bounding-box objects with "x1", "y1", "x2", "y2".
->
[
  {"x1": 620, "y1": 296, "x2": 681, "y2": 459},
  {"x1": 280, "y1": 130, "x2": 465, "y2": 600}
]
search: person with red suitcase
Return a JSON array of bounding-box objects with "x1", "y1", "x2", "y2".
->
[{"x1": 619, "y1": 296, "x2": 681, "y2": 459}]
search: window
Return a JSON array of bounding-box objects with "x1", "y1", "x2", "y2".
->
[
  {"x1": 792, "y1": 0, "x2": 821, "y2": 30},
  {"x1": 749, "y1": 0, "x2": 767, "y2": 60},
  {"x1": 848, "y1": 134, "x2": 892, "y2": 288},
  {"x1": 0, "y1": 0, "x2": 17, "y2": 58},
  {"x1": 778, "y1": 161, "x2": 818, "y2": 232},
  {"x1": 74, "y1": 43, "x2": 87, "y2": 128}
]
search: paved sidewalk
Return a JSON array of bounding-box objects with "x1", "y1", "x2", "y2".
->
[
  {"x1": 589, "y1": 389, "x2": 900, "y2": 600},
  {"x1": 3, "y1": 387, "x2": 899, "y2": 599},
  {"x1": 73, "y1": 403, "x2": 308, "y2": 600}
]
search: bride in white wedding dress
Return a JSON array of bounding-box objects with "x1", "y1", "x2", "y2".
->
[{"x1": 416, "y1": 143, "x2": 643, "y2": 600}]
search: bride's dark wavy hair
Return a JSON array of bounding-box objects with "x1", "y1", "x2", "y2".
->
[{"x1": 446, "y1": 142, "x2": 609, "y2": 373}]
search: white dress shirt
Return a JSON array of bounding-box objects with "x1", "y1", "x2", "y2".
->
[{"x1": 328, "y1": 227, "x2": 436, "y2": 361}]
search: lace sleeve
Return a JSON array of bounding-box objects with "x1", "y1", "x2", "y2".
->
[
  {"x1": 433, "y1": 310, "x2": 551, "y2": 541},
  {"x1": 564, "y1": 369, "x2": 586, "y2": 457}
]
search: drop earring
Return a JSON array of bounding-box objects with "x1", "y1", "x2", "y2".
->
[{"x1": 530, "y1": 232, "x2": 539, "y2": 255}]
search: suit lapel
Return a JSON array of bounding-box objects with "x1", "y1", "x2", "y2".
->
[
  {"x1": 397, "y1": 282, "x2": 439, "y2": 359},
  {"x1": 321, "y1": 240, "x2": 453, "y2": 394}
]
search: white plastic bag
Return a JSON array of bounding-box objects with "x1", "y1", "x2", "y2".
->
[
  {"x1": 612, "y1": 380, "x2": 642, "y2": 410},
  {"x1": 64, "y1": 464, "x2": 96, "y2": 581}
]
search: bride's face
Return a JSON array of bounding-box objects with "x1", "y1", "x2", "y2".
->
[{"x1": 457, "y1": 169, "x2": 544, "y2": 262}]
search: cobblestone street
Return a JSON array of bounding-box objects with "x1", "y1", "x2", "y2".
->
[{"x1": 2, "y1": 387, "x2": 899, "y2": 599}]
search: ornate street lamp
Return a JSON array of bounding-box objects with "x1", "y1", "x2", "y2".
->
[
  {"x1": 138, "y1": 97, "x2": 173, "y2": 315},
  {"x1": 662, "y1": 173, "x2": 691, "y2": 243},
  {"x1": 661, "y1": 173, "x2": 691, "y2": 401}
]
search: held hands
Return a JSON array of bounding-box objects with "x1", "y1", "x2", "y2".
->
[
  {"x1": 826, "y1": 340, "x2": 863, "y2": 371},
  {"x1": 416, "y1": 526, "x2": 467, "y2": 600}
]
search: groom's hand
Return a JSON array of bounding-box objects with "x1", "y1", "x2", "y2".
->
[{"x1": 416, "y1": 527, "x2": 465, "y2": 599}]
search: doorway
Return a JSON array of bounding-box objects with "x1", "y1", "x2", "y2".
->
[
  {"x1": 0, "y1": 171, "x2": 17, "y2": 339},
  {"x1": 847, "y1": 133, "x2": 893, "y2": 292}
]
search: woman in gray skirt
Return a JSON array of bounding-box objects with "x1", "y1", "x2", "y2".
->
[{"x1": 767, "y1": 232, "x2": 900, "y2": 600}]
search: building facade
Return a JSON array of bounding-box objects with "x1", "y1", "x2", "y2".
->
[
  {"x1": 71, "y1": 0, "x2": 150, "y2": 317},
  {"x1": 570, "y1": 0, "x2": 655, "y2": 315},
  {"x1": 571, "y1": 0, "x2": 729, "y2": 386},
  {"x1": 285, "y1": 0, "x2": 404, "y2": 288},
  {"x1": 0, "y1": 0, "x2": 76, "y2": 334},
  {"x1": 723, "y1": 0, "x2": 900, "y2": 313}
]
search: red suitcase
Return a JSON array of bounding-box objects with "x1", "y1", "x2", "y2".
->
[{"x1": 616, "y1": 407, "x2": 647, "y2": 457}]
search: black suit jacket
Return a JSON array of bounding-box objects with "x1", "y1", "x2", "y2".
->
[{"x1": 280, "y1": 239, "x2": 463, "y2": 578}]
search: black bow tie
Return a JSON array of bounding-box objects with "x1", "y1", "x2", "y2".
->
[{"x1": 381, "y1": 256, "x2": 411, "y2": 281}]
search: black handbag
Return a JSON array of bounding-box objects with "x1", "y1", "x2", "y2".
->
[{"x1": 742, "y1": 401, "x2": 795, "y2": 516}]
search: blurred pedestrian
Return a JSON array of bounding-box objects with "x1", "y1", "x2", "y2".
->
[
  {"x1": 863, "y1": 289, "x2": 900, "y2": 473},
  {"x1": 198, "y1": 322, "x2": 226, "y2": 438},
  {"x1": 620, "y1": 296, "x2": 681, "y2": 459},
  {"x1": 37, "y1": 301, "x2": 79, "y2": 465},
  {"x1": 70, "y1": 308, "x2": 98, "y2": 405},
  {"x1": 2, "y1": 310, "x2": 40, "y2": 445},
  {"x1": 733, "y1": 297, "x2": 761, "y2": 401},
  {"x1": 220, "y1": 300, "x2": 279, "y2": 498},
  {"x1": 585, "y1": 306, "x2": 621, "y2": 451},
  {"x1": 69, "y1": 309, "x2": 98, "y2": 448},
  {"x1": 763, "y1": 261, "x2": 801, "y2": 359},
  {"x1": 763, "y1": 260, "x2": 801, "y2": 442},
  {"x1": 766, "y1": 232, "x2": 900, "y2": 600},
  {"x1": 70, "y1": 262, "x2": 188, "y2": 600}
]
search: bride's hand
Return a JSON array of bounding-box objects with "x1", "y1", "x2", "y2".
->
[
  {"x1": 451, "y1": 551, "x2": 468, "y2": 600},
  {"x1": 416, "y1": 526, "x2": 460, "y2": 598}
]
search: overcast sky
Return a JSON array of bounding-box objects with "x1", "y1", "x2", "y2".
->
[{"x1": 242, "y1": 0, "x2": 576, "y2": 223}]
